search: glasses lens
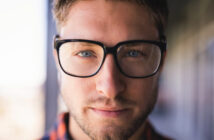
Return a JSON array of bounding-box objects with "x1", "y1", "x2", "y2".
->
[
  {"x1": 59, "y1": 42, "x2": 104, "y2": 76},
  {"x1": 117, "y1": 42, "x2": 161, "y2": 77}
]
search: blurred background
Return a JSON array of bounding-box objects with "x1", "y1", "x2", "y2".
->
[{"x1": 0, "y1": 0, "x2": 213, "y2": 139}]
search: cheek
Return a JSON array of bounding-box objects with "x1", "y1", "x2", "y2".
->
[
  {"x1": 60, "y1": 73, "x2": 95, "y2": 112},
  {"x1": 126, "y1": 76, "x2": 159, "y2": 108}
]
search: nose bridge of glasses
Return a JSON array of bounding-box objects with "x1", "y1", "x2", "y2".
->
[
  {"x1": 102, "y1": 46, "x2": 119, "y2": 68},
  {"x1": 101, "y1": 45, "x2": 120, "y2": 73},
  {"x1": 104, "y1": 45, "x2": 118, "y2": 55}
]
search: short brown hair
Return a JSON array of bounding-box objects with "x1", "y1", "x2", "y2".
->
[{"x1": 52, "y1": 0, "x2": 168, "y2": 38}]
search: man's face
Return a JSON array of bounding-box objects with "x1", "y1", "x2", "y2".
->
[{"x1": 56, "y1": 1, "x2": 162, "y2": 140}]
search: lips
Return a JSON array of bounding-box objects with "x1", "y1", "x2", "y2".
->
[{"x1": 90, "y1": 107, "x2": 129, "y2": 118}]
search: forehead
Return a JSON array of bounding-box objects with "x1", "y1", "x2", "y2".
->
[{"x1": 60, "y1": 0, "x2": 158, "y2": 45}]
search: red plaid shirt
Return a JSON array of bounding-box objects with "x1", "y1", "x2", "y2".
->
[{"x1": 41, "y1": 112, "x2": 171, "y2": 140}]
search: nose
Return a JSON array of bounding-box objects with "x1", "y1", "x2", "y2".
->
[{"x1": 95, "y1": 54, "x2": 126, "y2": 99}]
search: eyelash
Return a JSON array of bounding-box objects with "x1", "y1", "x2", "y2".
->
[
  {"x1": 76, "y1": 51, "x2": 96, "y2": 57},
  {"x1": 125, "y1": 50, "x2": 145, "y2": 57}
]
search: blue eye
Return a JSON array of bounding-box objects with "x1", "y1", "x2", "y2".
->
[
  {"x1": 78, "y1": 51, "x2": 93, "y2": 57},
  {"x1": 127, "y1": 50, "x2": 139, "y2": 57}
]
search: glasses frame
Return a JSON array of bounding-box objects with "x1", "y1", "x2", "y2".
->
[{"x1": 54, "y1": 35, "x2": 167, "y2": 78}]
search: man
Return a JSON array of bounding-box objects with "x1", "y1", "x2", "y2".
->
[{"x1": 42, "y1": 0, "x2": 170, "y2": 139}]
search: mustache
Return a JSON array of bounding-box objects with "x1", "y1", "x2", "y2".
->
[{"x1": 86, "y1": 94, "x2": 136, "y2": 107}]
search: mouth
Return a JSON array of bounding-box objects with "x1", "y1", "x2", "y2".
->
[{"x1": 90, "y1": 107, "x2": 130, "y2": 118}]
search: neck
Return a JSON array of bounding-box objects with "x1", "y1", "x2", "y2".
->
[{"x1": 129, "y1": 121, "x2": 147, "y2": 140}]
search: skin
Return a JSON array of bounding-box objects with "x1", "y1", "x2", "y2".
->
[{"x1": 54, "y1": 1, "x2": 165, "y2": 140}]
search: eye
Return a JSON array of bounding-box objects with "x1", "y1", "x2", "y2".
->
[
  {"x1": 126, "y1": 50, "x2": 141, "y2": 57},
  {"x1": 77, "y1": 51, "x2": 94, "y2": 57}
]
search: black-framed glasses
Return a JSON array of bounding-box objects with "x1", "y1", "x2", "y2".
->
[{"x1": 54, "y1": 35, "x2": 166, "y2": 78}]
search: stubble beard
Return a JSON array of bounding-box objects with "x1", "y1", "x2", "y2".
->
[
  {"x1": 71, "y1": 108, "x2": 153, "y2": 140},
  {"x1": 68, "y1": 82, "x2": 159, "y2": 140},
  {"x1": 69, "y1": 96, "x2": 157, "y2": 140}
]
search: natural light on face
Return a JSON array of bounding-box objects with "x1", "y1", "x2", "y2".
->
[{"x1": 0, "y1": 0, "x2": 46, "y2": 139}]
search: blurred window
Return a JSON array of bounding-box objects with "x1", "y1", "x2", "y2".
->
[{"x1": 0, "y1": 0, "x2": 47, "y2": 139}]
